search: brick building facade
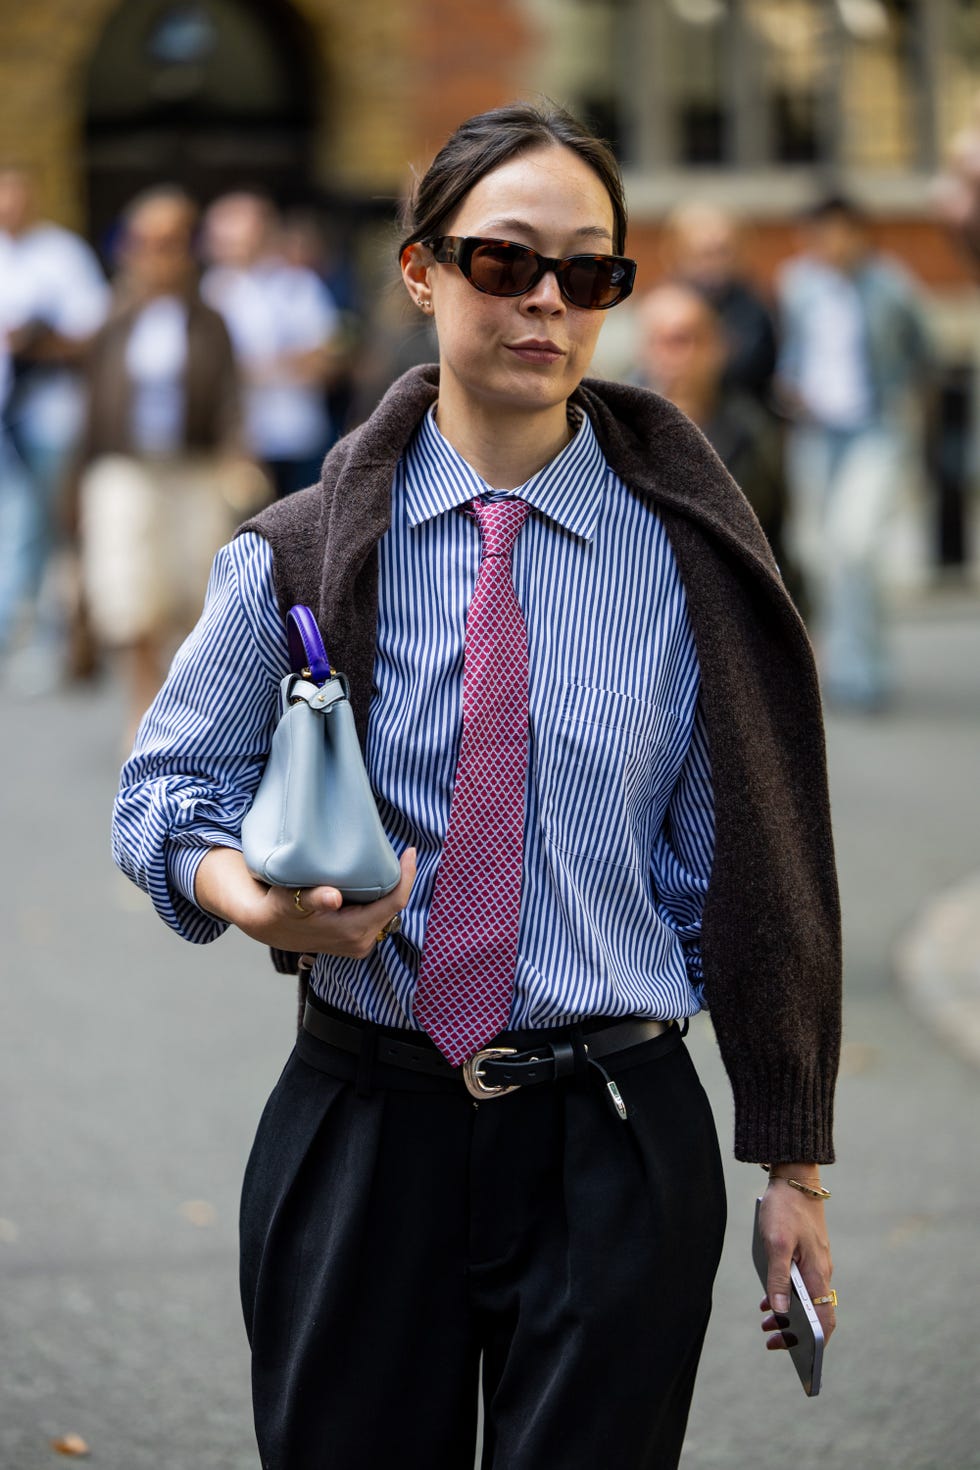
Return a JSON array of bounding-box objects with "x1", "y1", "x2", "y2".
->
[
  {"x1": 1, "y1": 0, "x2": 977, "y2": 576},
  {"x1": 1, "y1": 0, "x2": 977, "y2": 296}
]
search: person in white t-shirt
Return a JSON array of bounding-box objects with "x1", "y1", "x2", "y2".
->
[
  {"x1": 0, "y1": 164, "x2": 109, "y2": 672},
  {"x1": 201, "y1": 192, "x2": 340, "y2": 498}
]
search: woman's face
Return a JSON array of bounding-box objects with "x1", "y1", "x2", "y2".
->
[{"x1": 405, "y1": 143, "x2": 616, "y2": 424}]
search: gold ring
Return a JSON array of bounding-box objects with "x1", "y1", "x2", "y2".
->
[
  {"x1": 294, "y1": 888, "x2": 313, "y2": 919},
  {"x1": 812, "y1": 1291, "x2": 838, "y2": 1308},
  {"x1": 376, "y1": 913, "x2": 402, "y2": 943}
]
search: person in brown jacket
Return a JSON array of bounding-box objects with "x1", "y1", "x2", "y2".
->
[{"x1": 76, "y1": 186, "x2": 265, "y2": 742}]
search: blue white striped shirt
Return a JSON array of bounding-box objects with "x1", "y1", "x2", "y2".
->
[{"x1": 113, "y1": 405, "x2": 714, "y2": 1028}]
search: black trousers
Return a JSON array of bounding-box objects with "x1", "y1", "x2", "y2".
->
[{"x1": 239, "y1": 1017, "x2": 727, "y2": 1470}]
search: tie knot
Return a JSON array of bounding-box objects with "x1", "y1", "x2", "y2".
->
[{"x1": 471, "y1": 498, "x2": 529, "y2": 560}]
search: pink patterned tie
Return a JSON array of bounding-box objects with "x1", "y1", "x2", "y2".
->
[{"x1": 415, "y1": 498, "x2": 530, "y2": 1066}]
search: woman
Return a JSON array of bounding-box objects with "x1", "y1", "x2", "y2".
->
[{"x1": 113, "y1": 104, "x2": 839, "y2": 1470}]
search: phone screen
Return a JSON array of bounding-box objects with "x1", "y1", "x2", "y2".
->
[{"x1": 752, "y1": 1197, "x2": 824, "y2": 1396}]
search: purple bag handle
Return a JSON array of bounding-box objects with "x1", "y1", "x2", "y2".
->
[{"x1": 286, "y1": 605, "x2": 332, "y2": 685}]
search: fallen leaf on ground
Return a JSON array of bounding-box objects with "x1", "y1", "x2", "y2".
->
[
  {"x1": 50, "y1": 1434, "x2": 90, "y2": 1457},
  {"x1": 839, "y1": 1041, "x2": 880, "y2": 1076},
  {"x1": 887, "y1": 1212, "x2": 937, "y2": 1248},
  {"x1": 179, "y1": 1199, "x2": 217, "y2": 1227}
]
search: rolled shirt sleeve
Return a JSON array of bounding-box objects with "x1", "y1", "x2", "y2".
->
[{"x1": 111, "y1": 532, "x2": 287, "y2": 942}]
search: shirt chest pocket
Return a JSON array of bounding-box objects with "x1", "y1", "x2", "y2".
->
[{"x1": 537, "y1": 682, "x2": 677, "y2": 869}]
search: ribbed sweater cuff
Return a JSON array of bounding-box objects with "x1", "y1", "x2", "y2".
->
[{"x1": 730, "y1": 1060, "x2": 836, "y2": 1164}]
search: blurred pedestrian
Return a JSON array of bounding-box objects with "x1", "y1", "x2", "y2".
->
[
  {"x1": 934, "y1": 89, "x2": 980, "y2": 267},
  {"x1": 112, "y1": 102, "x2": 840, "y2": 1469},
  {"x1": 662, "y1": 201, "x2": 778, "y2": 404},
  {"x1": 201, "y1": 191, "x2": 341, "y2": 497},
  {"x1": 279, "y1": 206, "x2": 362, "y2": 444},
  {"x1": 632, "y1": 282, "x2": 804, "y2": 609},
  {"x1": 0, "y1": 163, "x2": 109, "y2": 686},
  {"x1": 346, "y1": 281, "x2": 439, "y2": 429},
  {"x1": 279, "y1": 207, "x2": 359, "y2": 316},
  {"x1": 75, "y1": 186, "x2": 256, "y2": 745},
  {"x1": 932, "y1": 92, "x2": 980, "y2": 571},
  {"x1": 777, "y1": 193, "x2": 933, "y2": 710}
]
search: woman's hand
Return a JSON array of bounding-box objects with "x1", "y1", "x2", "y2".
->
[
  {"x1": 757, "y1": 1167, "x2": 836, "y2": 1351},
  {"x1": 195, "y1": 845, "x2": 417, "y2": 957}
]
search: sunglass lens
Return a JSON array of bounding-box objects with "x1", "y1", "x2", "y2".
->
[
  {"x1": 561, "y1": 258, "x2": 624, "y2": 309},
  {"x1": 461, "y1": 240, "x2": 634, "y2": 308},
  {"x1": 469, "y1": 242, "x2": 539, "y2": 296}
]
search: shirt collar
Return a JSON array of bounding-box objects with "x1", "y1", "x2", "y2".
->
[{"x1": 402, "y1": 403, "x2": 607, "y2": 543}]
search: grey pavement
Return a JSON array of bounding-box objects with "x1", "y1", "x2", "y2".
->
[
  {"x1": 2, "y1": 590, "x2": 979, "y2": 1470},
  {"x1": 897, "y1": 869, "x2": 980, "y2": 1070}
]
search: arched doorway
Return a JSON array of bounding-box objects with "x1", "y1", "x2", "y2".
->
[{"x1": 83, "y1": 0, "x2": 318, "y2": 252}]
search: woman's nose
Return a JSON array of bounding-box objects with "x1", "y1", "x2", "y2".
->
[{"x1": 521, "y1": 268, "x2": 565, "y2": 313}]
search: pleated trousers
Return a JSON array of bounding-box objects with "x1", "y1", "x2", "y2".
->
[{"x1": 239, "y1": 1016, "x2": 727, "y2": 1470}]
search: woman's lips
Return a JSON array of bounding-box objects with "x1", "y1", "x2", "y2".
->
[{"x1": 505, "y1": 341, "x2": 565, "y2": 365}]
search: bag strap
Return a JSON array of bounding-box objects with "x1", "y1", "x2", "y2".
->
[{"x1": 286, "y1": 604, "x2": 332, "y2": 685}]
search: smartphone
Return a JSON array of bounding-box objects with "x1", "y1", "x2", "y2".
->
[{"x1": 752, "y1": 1197, "x2": 824, "y2": 1396}]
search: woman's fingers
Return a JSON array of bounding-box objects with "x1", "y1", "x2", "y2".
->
[
  {"x1": 292, "y1": 884, "x2": 342, "y2": 919},
  {"x1": 342, "y1": 848, "x2": 417, "y2": 953},
  {"x1": 759, "y1": 1296, "x2": 794, "y2": 1350},
  {"x1": 394, "y1": 846, "x2": 418, "y2": 904},
  {"x1": 759, "y1": 1270, "x2": 836, "y2": 1350},
  {"x1": 273, "y1": 848, "x2": 418, "y2": 957},
  {"x1": 802, "y1": 1270, "x2": 837, "y2": 1343}
]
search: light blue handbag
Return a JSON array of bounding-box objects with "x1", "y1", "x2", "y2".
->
[{"x1": 241, "y1": 605, "x2": 401, "y2": 901}]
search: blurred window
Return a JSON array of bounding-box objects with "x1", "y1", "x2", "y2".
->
[
  {"x1": 574, "y1": 0, "x2": 950, "y2": 178},
  {"x1": 662, "y1": 1, "x2": 729, "y2": 166},
  {"x1": 147, "y1": 6, "x2": 220, "y2": 67},
  {"x1": 87, "y1": 0, "x2": 305, "y2": 117},
  {"x1": 753, "y1": 0, "x2": 825, "y2": 165},
  {"x1": 84, "y1": 0, "x2": 316, "y2": 248},
  {"x1": 839, "y1": 0, "x2": 929, "y2": 170},
  {"x1": 939, "y1": 1, "x2": 980, "y2": 149}
]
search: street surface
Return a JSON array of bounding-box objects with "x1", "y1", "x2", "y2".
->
[{"x1": 2, "y1": 591, "x2": 979, "y2": 1470}]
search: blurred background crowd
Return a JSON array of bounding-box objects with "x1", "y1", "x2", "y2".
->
[{"x1": 1, "y1": 0, "x2": 980, "y2": 742}]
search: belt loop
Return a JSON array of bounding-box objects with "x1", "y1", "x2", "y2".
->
[
  {"x1": 550, "y1": 1037, "x2": 577, "y2": 1079},
  {"x1": 569, "y1": 1029, "x2": 591, "y2": 1082},
  {"x1": 355, "y1": 1023, "x2": 378, "y2": 1099}
]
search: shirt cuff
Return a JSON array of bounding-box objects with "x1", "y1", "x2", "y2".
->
[{"x1": 163, "y1": 830, "x2": 244, "y2": 941}]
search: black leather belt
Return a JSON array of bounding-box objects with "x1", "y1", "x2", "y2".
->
[{"x1": 301, "y1": 1000, "x2": 671, "y2": 1103}]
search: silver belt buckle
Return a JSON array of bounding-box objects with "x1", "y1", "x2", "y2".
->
[{"x1": 462, "y1": 1046, "x2": 519, "y2": 1100}]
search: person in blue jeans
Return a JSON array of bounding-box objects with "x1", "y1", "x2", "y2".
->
[
  {"x1": 777, "y1": 192, "x2": 933, "y2": 710},
  {"x1": 0, "y1": 164, "x2": 109, "y2": 685}
]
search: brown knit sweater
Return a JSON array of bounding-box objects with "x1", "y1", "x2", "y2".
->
[{"x1": 242, "y1": 364, "x2": 842, "y2": 1164}]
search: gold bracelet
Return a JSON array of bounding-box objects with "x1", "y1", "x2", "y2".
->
[
  {"x1": 759, "y1": 1164, "x2": 831, "y2": 1201},
  {"x1": 785, "y1": 1177, "x2": 832, "y2": 1200}
]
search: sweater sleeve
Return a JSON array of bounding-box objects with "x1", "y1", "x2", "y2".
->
[{"x1": 111, "y1": 532, "x2": 287, "y2": 941}]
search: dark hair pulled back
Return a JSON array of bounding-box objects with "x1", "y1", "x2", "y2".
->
[{"x1": 398, "y1": 101, "x2": 628, "y2": 259}]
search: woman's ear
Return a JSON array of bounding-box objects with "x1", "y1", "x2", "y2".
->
[{"x1": 400, "y1": 241, "x2": 433, "y2": 309}]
